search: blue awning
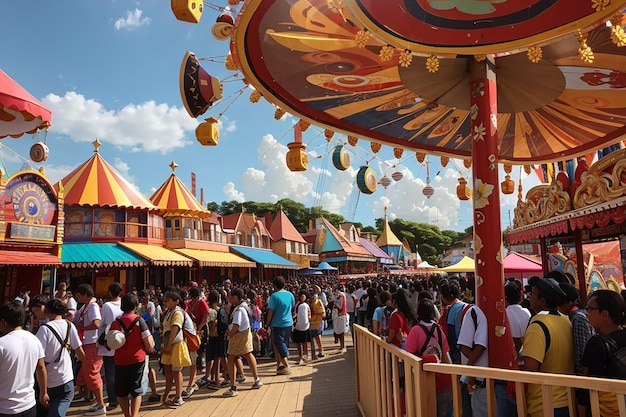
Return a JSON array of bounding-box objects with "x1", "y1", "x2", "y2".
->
[
  {"x1": 62, "y1": 243, "x2": 148, "y2": 268},
  {"x1": 230, "y1": 246, "x2": 299, "y2": 269}
]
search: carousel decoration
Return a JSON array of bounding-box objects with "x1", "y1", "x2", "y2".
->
[
  {"x1": 211, "y1": 13, "x2": 234, "y2": 41},
  {"x1": 29, "y1": 122, "x2": 51, "y2": 163},
  {"x1": 391, "y1": 171, "x2": 403, "y2": 182},
  {"x1": 347, "y1": 135, "x2": 358, "y2": 146},
  {"x1": 378, "y1": 175, "x2": 391, "y2": 189},
  {"x1": 456, "y1": 177, "x2": 471, "y2": 201},
  {"x1": 298, "y1": 119, "x2": 311, "y2": 132},
  {"x1": 415, "y1": 152, "x2": 426, "y2": 163},
  {"x1": 393, "y1": 147, "x2": 403, "y2": 159},
  {"x1": 1, "y1": 70, "x2": 52, "y2": 139},
  {"x1": 249, "y1": 90, "x2": 262, "y2": 103},
  {"x1": 331, "y1": 145, "x2": 350, "y2": 171},
  {"x1": 440, "y1": 156, "x2": 449, "y2": 168},
  {"x1": 500, "y1": 164, "x2": 515, "y2": 194},
  {"x1": 274, "y1": 107, "x2": 286, "y2": 120},
  {"x1": 179, "y1": 51, "x2": 222, "y2": 118},
  {"x1": 324, "y1": 129, "x2": 334, "y2": 141},
  {"x1": 370, "y1": 142, "x2": 381, "y2": 153},
  {"x1": 356, "y1": 166, "x2": 376, "y2": 194},
  {"x1": 286, "y1": 122, "x2": 308, "y2": 172},
  {"x1": 422, "y1": 158, "x2": 434, "y2": 199},
  {"x1": 195, "y1": 117, "x2": 220, "y2": 146},
  {"x1": 173, "y1": 0, "x2": 626, "y2": 371},
  {"x1": 171, "y1": 0, "x2": 203, "y2": 23}
]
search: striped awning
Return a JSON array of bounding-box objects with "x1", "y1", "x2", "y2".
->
[
  {"x1": 174, "y1": 248, "x2": 255, "y2": 268},
  {"x1": 61, "y1": 243, "x2": 148, "y2": 268},
  {"x1": 150, "y1": 169, "x2": 211, "y2": 217},
  {"x1": 230, "y1": 246, "x2": 299, "y2": 269},
  {"x1": 118, "y1": 242, "x2": 193, "y2": 267},
  {"x1": 56, "y1": 141, "x2": 156, "y2": 210},
  {"x1": 0, "y1": 250, "x2": 61, "y2": 266}
]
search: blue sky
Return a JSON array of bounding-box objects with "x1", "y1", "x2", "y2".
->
[{"x1": 0, "y1": 1, "x2": 540, "y2": 232}]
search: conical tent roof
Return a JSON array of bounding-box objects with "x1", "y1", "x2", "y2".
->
[
  {"x1": 150, "y1": 162, "x2": 210, "y2": 217},
  {"x1": 376, "y1": 211, "x2": 402, "y2": 248},
  {"x1": 440, "y1": 256, "x2": 475, "y2": 273},
  {"x1": 56, "y1": 140, "x2": 155, "y2": 209}
]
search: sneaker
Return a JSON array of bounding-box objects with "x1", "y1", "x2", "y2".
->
[
  {"x1": 220, "y1": 379, "x2": 231, "y2": 387},
  {"x1": 182, "y1": 386, "x2": 197, "y2": 398},
  {"x1": 252, "y1": 378, "x2": 263, "y2": 389},
  {"x1": 87, "y1": 403, "x2": 109, "y2": 413},
  {"x1": 165, "y1": 397, "x2": 184, "y2": 407},
  {"x1": 83, "y1": 406, "x2": 106, "y2": 416},
  {"x1": 72, "y1": 396, "x2": 89, "y2": 404},
  {"x1": 196, "y1": 377, "x2": 209, "y2": 387},
  {"x1": 223, "y1": 387, "x2": 238, "y2": 397},
  {"x1": 236, "y1": 373, "x2": 246, "y2": 383},
  {"x1": 298, "y1": 359, "x2": 305, "y2": 366},
  {"x1": 277, "y1": 366, "x2": 292, "y2": 375}
]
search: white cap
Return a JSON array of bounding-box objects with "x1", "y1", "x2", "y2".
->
[{"x1": 105, "y1": 330, "x2": 126, "y2": 350}]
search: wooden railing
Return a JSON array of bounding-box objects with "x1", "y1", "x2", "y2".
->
[{"x1": 353, "y1": 324, "x2": 626, "y2": 417}]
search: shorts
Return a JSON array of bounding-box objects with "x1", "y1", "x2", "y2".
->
[
  {"x1": 76, "y1": 344, "x2": 103, "y2": 390},
  {"x1": 115, "y1": 361, "x2": 145, "y2": 398},
  {"x1": 309, "y1": 327, "x2": 322, "y2": 338},
  {"x1": 292, "y1": 329, "x2": 310, "y2": 343},
  {"x1": 189, "y1": 350, "x2": 198, "y2": 366},
  {"x1": 206, "y1": 337, "x2": 227, "y2": 360}
]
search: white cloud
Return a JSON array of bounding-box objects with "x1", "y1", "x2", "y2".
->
[
  {"x1": 114, "y1": 9, "x2": 151, "y2": 31},
  {"x1": 113, "y1": 157, "x2": 135, "y2": 185},
  {"x1": 223, "y1": 182, "x2": 245, "y2": 202},
  {"x1": 42, "y1": 92, "x2": 197, "y2": 153}
]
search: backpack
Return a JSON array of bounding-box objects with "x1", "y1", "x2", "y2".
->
[
  {"x1": 379, "y1": 305, "x2": 393, "y2": 337},
  {"x1": 216, "y1": 306, "x2": 229, "y2": 338},
  {"x1": 43, "y1": 320, "x2": 72, "y2": 365},
  {"x1": 439, "y1": 302, "x2": 476, "y2": 358},
  {"x1": 599, "y1": 334, "x2": 626, "y2": 379},
  {"x1": 106, "y1": 317, "x2": 141, "y2": 350},
  {"x1": 414, "y1": 323, "x2": 444, "y2": 362}
]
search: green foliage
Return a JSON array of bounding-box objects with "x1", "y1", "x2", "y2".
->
[{"x1": 386, "y1": 218, "x2": 457, "y2": 267}]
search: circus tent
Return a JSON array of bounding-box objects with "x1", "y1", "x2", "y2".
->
[
  {"x1": 57, "y1": 139, "x2": 156, "y2": 210},
  {"x1": 376, "y1": 210, "x2": 402, "y2": 262},
  {"x1": 150, "y1": 161, "x2": 210, "y2": 217}
]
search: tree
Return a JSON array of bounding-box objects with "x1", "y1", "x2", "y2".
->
[{"x1": 206, "y1": 201, "x2": 219, "y2": 213}]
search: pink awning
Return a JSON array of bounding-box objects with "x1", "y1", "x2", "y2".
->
[{"x1": 0, "y1": 70, "x2": 52, "y2": 138}]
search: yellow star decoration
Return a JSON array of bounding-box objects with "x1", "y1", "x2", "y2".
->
[
  {"x1": 274, "y1": 108, "x2": 286, "y2": 120},
  {"x1": 610, "y1": 13, "x2": 626, "y2": 47},
  {"x1": 355, "y1": 30, "x2": 370, "y2": 48},
  {"x1": 379, "y1": 45, "x2": 394, "y2": 62},
  {"x1": 474, "y1": 54, "x2": 487, "y2": 62},
  {"x1": 591, "y1": 0, "x2": 610, "y2": 11},
  {"x1": 249, "y1": 90, "x2": 262, "y2": 103},
  {"x1": 527, "y1": 45, "x2": 542, "y2": 63},
  {"x1": 225, "y1": 54, "x2": 237, "y2": 71},
  {"x1": 399, "y1": 50, "x2": 413, "y2": 68},
  {"x1": 577, "y1": 31, "x2": 595, "y2": 63},
  {"x1": 426, "y1": 54, "x2": 439, "y2": 73}
]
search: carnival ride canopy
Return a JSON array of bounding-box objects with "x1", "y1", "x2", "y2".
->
[
  {"x1": 439, "y1": 255, "x2": 475, "y2": 273},
  {"x1": 0, "y1": 69, "x2": 51, "y2": 139}
]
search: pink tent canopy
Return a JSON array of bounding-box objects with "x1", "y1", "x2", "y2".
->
[
  {"x1": 503, "y1": 252, "x2": 543, "y2": 276},
  {"x1": 0, "y1": 69, "x2": 51, "y2": 138}
]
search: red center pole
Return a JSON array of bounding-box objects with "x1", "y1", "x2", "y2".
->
[{"x1": 470, "y1": 56, "x2": 516, "y2": 370}]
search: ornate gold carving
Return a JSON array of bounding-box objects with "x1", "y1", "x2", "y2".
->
[
  {"x1": 573, "y1": 150, "x2": 626, "y2": 208},
  {"x1": 513, "y1": 181, "x2": 572, "y2": 228}
]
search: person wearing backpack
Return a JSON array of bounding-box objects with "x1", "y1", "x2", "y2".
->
[
  {"x1": 581, "y1": 289, "x2": 626, "y2": 417},
  {"x1": 438, "y1": 279, "x2": 469, "y2": 365},
  {"x1": 198, "y1": 290, "x2": 228, "y2": 388},
  {"x1": 372, "y1": 291, "x2": 393, "y2": 337},
  {"x1": 108, "y1": 294, "x2": 154, "y2": 417},
  {"x1": 522, "y1": 276, "x2": 573, "y2": 417},
  {"x1": 35, "y1": 298, "x2": 85, "y2": 417},
  {"x1": 405, "y1": 299, "x2": 452, "y2": 417}
]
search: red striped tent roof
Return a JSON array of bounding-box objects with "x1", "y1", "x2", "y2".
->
[
  {"x1": 56, "y1": 140, "x2": 156, "y2": 209},
  {"x1": 150, "y1": 163, "x2": 210, "y2": 217}
]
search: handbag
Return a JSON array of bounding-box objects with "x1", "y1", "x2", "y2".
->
[{"x1": 183, "y1": 328, "x2": 201, "y2": 352}]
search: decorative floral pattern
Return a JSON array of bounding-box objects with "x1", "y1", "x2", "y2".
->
[
  {"x1": 473, "y1": 122, "x2": 486, "y2": 141},
  {"x1": 577, "y1": 31, "x2": 595, "y2": 64},
  {"x1": 399, "y1": 49, "x2": 413, "y2": 68},
  {"x1": 474, "y1": 235, "x2": 483, "y2": 255},
  {"x1": 470, "y1": 104, "x2": 479, "y2": 120},
  {"x1": 474, "y1": 54, "x2": 486, "y2": 62},
  {"x1": 355, "y1": 29, "x2": 370, "y2": 48},
  {"x1": 379, "y1": 45, "x2": 395, "y2": 62},
  {"x1": 429, "y1": 0, "x2": 507, "y2": 15},
  {"x1": 527, "y1": 45, "x2": 542, "y2": 63},
  {"x1": 474, "y1": 179, "x2": 494, "y2": 209},
  {"x1": 426, "y1": 54, "x2": 440, "y2": 73},
  {"x1": 472, "y1": 82, "x2": 485, "y2": 98},
  {"x1": 591, "y1": 0, "x2": 611, "y2": 11},
  {"x1": 249, "y1": 90, "x2": 262, "y2": 103}
]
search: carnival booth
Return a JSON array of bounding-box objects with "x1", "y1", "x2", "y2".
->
[
  {"x1": 503, "y1": 252, "x2": 542, "y2": 282},
  {"x1": 508, "y1": 148, "x2": 626, "y2": 300}
]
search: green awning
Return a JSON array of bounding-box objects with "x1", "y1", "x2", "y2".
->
[{"x1": 61, "y1": 243, "x2": 148, "y2": 268}]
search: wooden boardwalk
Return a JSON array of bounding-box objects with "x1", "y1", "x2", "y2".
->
[{"x1": 68, "y1": 335, "x2": 358, "y2": 417}]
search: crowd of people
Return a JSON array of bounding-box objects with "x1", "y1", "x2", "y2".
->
[{"x1": 2, "y1": 270, "x2": 626, "y2": 417}]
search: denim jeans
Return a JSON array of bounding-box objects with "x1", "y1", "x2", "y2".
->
[
  {"x1": 103, "y1": 356, "x2": 117, "y2": 405},
  {"x1": 47, "y1": 380, "x2": 74, "y2": 417},
  {"x1": 272, "y1": 326, "x2": 292, "y2": 359},
  {"x1": 471, "y1": 386, "x2": 488, "y2": 417},
  {"x1": 495, "y1": 380, "x2": 517, "y2": 417}
]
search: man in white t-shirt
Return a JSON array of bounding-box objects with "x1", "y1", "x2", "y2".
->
[
  {"x1": 0, "y1": 301, "x2": 49, "y2": 416},
  {"x1": 74, "y1": 283, "x2": 106, "y2": 416},
  {"x1": 98, "y1": 282, "x2": 123, "y2": 411},
  {"x1": 457, "y1": 304, "x2": 489, "y2": 417}
]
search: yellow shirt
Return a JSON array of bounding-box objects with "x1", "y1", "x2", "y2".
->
[
  {"x1": 310, "y1": 298, "x2": 325, "y2": 328},
  {"x1": 523, "y1": 312, "x2": 574, "y2": 416}
]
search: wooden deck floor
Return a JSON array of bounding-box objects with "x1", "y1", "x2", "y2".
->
[{"x1": 68, "y1": 335, "x2": 358, "y2": 417}]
